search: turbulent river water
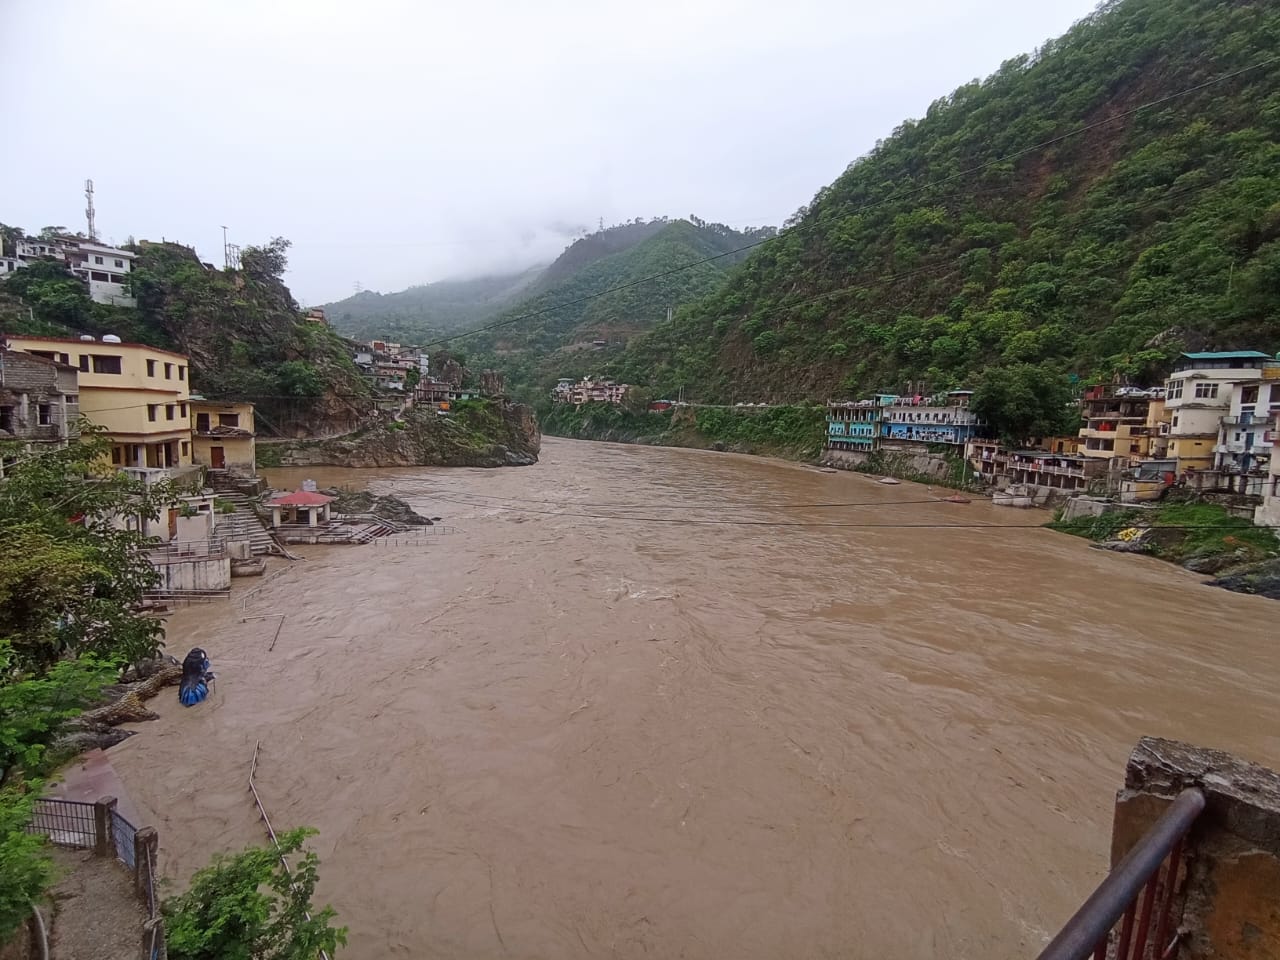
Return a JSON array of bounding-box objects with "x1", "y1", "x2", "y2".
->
[{"x1": 110, "y1": 438, "x2": 1280, "y2": 959}]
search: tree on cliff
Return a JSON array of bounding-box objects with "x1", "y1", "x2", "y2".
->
[
  {"x1": 164, "y1": 828, "x2": 347, "y2": 960},
  {"x1": 240, "y1": 236, "x2": 292, "y2": 284}
]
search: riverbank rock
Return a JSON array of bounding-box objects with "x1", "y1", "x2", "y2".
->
[
  {"x1": 325, "y1": 489, "x2": 433, "y2": 525},
  {"x1": 1183, "y1": 547, "x2": 1253, "y2": 575},
  {"x1": 1209, "y1": 558, "x2": 1280, "y2": 600},
  {"x1": 262, "y1": 400, "x2": 540, "y2": 468}
]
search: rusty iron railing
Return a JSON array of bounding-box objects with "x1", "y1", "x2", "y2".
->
[{"x1": 1037, "y1": 788, "x2": 1205, "y2": 960}]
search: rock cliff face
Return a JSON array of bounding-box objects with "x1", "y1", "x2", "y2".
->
[{"x1": 260, "y1": 400, "x2": 540, "y2": 468}]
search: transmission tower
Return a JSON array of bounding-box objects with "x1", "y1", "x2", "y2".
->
[{"x1": 84, "y1": 179, "x2": 97, "y2": 240}]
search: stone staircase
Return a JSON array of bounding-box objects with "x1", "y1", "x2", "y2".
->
[{"x1": 209, "y1": 487, "x2": 278, "y2": 556}]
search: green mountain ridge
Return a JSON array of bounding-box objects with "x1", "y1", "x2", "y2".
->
[
  {"x1": 463, "y1": 217, "x2": 776, "y2": 398},
  {"x1": 322, "y1": 264, "x2": 545, "y2": 344},
  {"x1": 603, "y1": 0, "x2": 1280, "y2": 403}
]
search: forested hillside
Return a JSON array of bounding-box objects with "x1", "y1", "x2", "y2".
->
[
  {"x1": 610, "y1": 0, "x2": 1280, "y2": 402},
  {"x1": 0, "y1": 234, "x2": 371, "y2": 436},
  {"x1": 463, "y1": 217, "x2": 775, "y2": 398},
  {"x1": 322, "y1": 265, "x2": 544, "y2": 344}
]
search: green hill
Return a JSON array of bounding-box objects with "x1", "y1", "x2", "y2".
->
[
  {"x1": 610, "y1": 0, "x2": 1280, "y2": 403},
  {"x1": 461, "y1": 217, "x2": 776, "y2": 399},
  {"x1": 0, "y1": 236, "x2": 371, "y2": 437},
  {"x1": 322, "y1": 265, "x2": 544, "y2": 344}
]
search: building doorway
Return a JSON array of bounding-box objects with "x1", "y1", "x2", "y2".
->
[{"x1": 210, "y1": 446, "x2": 225, "y2": 469}]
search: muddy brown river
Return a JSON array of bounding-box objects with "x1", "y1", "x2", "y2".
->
[{"x1": 111, "y1": 438, "x2": 1280, "y2": 959}]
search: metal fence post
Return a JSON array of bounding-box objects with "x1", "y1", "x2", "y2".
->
[
  {"x1": 94, "y1": 796, "x2": 118, "y2": 857},
  {"x1": 134, "y1": 826, "x2": 158, "y2": 899},
  {"x1": 140, "y1": 917, "x2": 165, "y2": 960}
]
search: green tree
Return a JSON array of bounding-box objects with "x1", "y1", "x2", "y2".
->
[
  {"x1": 0, "y1": 429, "x2": 170, "y2": 673},
  {"x1": 404, "y1": 366, "x2": 421, "y2": 392},
  {"x1": 276, "y1": 360, "x2": 325, "y2": 399},
  {"x1": 0, "y1": 788, "x2": 54, "y2": 942},
  {"x1": 240, "y1": 237, "x2": 292, "y2": 283},
  {"x1": 164, "y1": 828, "x2": 347, "y2": 960},
  {"x1": 970, "y1": 363, "x2": 1079, "y2": 445}
]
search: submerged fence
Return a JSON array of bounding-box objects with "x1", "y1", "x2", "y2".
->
[{"x1": 25, "y1": 796, "x2": 165, "y2": 958}]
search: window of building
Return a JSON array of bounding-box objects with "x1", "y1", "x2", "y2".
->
[
  {"x1": 94, "y1": 256, "x2": 103, "y2": 265},
  {"x1": 181, "y1": 441, "x2": 190, "y2": 457},
  {"x1": 147, "y1": 404, "x2": 158, "y2": 422},
  {"x1": 219, "y1": 413, "x2": 240, "y2": 428},
  {"x1": 1194, "y1": 382, "x2": 1219, "y2": 399},
  {"x1": 1172, "y1": 415, "x2": 1180, "y2": 427},
  {"x1": 1241, "y1": 384, "x2": 1260, "y2": 404},
  {"x1": 179, "y1": 402, "x2": 187, "y2": 417},
  {"x1": 109, "y1": 274, "x2": 125, "y2": 283},
  {"x1": 59, "y1": 353, "x2": 69, "y2": 364},
  {"x1": 146, "y1": 359, "x2": 156, "y2": 376},
  {"x1": 114, "y1": 259, "x2": 124, "y2": 268},
  {"x1": 166, "y1": 404, "x2": 175, "y2": 420},
  {"x1": 78, "y1": 354, "x2": 89, "y2": 372},
  {"x1": 1167, "y1": 379, "x2": 1184, "y2": 400},
  {"x1": 111, "y1": 446, "x2": 122, "y2": 465},
  {"x1": 37, "y1": 404, "x2": 52, "y2": 426},
  {"x1": 91, "y1": 354, "x2": 122, "y2": 374},
  {"x1": 195, "y1": 413, "x2": 210, "y2": 432},
  {"x1": 0, "y1": 407, "x2": 11, "y2": 432},
  {"x1": 178, "y1": 366, "x2": 186, "y2": 381},
  {"x1": 91, "y1": 271, "x2": 109, "y2": 282},
  {"x1": 164, "y1": 362, "x2": 173, "y2": 379}
]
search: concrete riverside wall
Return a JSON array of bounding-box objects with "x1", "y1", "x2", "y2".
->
[
  {"x1": 1115, "y1": 737, "x2": 1280, "y2": 959},
  {"x1": 153, "y1": 556, "x2": 231, "y2": 592},
  {"x1": 820, "y1": 447, "x2": 960, "y2": 482}
]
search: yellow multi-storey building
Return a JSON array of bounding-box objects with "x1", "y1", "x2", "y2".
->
[{"x1": 3, "y1": 335, "x2": 195, "y2": 481}]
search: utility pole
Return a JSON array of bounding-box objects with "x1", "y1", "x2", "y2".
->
[
  {"x1": 222, "y1": 226, "x2": 230, "y2": 269},
  {"x1": 84, "y1": 179, "x2": 96, "y2": 240}
]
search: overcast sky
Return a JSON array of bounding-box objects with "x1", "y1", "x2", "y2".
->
[{"x1": 4, "y1": 0, "x2": 1099, "y2": 305}]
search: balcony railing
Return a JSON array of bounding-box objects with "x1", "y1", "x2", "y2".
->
[{"x1": 1036, "y1": 788, "x2": 1204, "y2": 960}]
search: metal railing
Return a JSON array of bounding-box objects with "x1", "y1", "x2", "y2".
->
[
  {"x1": 112, "y1": 808, "x2": 137, "y2": 868},
  {"x1": 248, "y1": 741, "x2": 331, "y2": 960},
  {"x1": 1036, "y1": 788, "x2": 1205, "y2": 960},
  {"x1": 25, "y1": 797, "x2": 96, "y2": 847},
  {"x1": 26, "y1": 796, "x2": 166, "y2": 955}
]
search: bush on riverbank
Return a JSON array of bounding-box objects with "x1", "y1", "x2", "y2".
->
[
  {"x1": 1049, "y1": 501, "x2": 1280, "y2": 567},
  {"x1": 541, "y1": 403, "x2": 825, "y2": 459}
]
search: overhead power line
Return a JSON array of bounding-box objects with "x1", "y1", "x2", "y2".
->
[{"x1": 415, "y1": 54, "x2": 1280, "y2": 352}]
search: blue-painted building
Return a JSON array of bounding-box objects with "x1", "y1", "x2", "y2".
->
[
  {"x1": 826, "y1": 394, "x2": 896, "y2": 451},
  {"x1": 828, "y1": 390, "x2": 986, "y2": 453}
]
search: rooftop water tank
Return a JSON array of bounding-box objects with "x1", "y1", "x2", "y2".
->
[{"x1": 101, "y1": 334, "x2": 122, "y2": 343}]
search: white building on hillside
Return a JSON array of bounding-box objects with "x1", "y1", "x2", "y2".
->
[
  {"x1": 9, "y1": 235, "x2": 136, "y2": 307},
  {"x1": 1214, "y1": 368, "x2": 1280, "y2": 481},
  {"x1": 1163, "y1": 351, "x2": 1272, "y2": 473}
]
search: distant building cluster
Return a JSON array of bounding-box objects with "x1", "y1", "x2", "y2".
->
[
  {"x1": 551, "y1": 377, "x2": 629, "y2": 405},
  {"x1": 1, "y1": 234, "x2": 137, "y2": 307},
  {"x1": 349, "y1": 338, "x2": 500, "y2": 413},
  {"x1": 822, "y1": 350, "x2": 1280, "y2": 526}
]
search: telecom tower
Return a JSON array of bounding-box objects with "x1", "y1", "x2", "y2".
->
[{"x1": 84, "y1": 179, "x2": 97, "y2": 240}]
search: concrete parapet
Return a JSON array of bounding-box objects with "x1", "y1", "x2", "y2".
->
[{"x1": 1116, "y1": 737, "x2": 1280, "y2": 959}]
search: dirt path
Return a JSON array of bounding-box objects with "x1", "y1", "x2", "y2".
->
[{"x1": 47, "y1": 848, "x2": 145, "y2": 960}]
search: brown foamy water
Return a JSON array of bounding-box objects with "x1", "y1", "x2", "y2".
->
[{"x1": 110, "y1": 438, "x2": 1280, "y2": 958}]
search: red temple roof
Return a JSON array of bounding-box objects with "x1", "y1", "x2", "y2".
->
[{"x1": 268, "y1": 490, "x2": 335, "y2": 507}]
